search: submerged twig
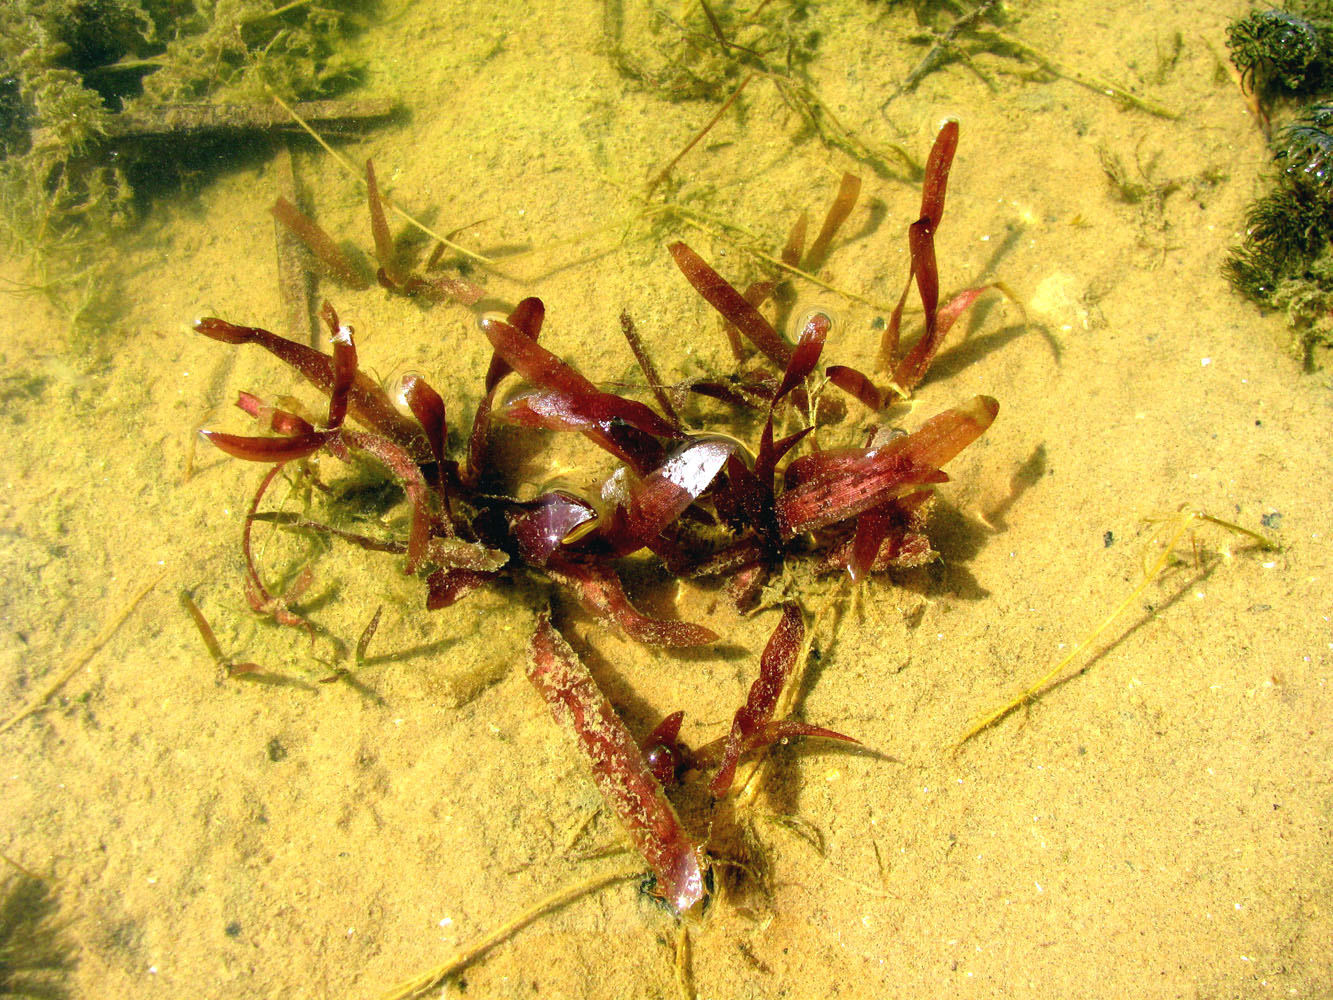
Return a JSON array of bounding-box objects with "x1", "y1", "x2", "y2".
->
[
  {"x1": 981, "y1": 28, "x2": 1178, "y2": 120},
  {"x1": 271, "y1": 144, "x2": 321, "y2": 347},
  {"x1": 889, "y1": 0, "x2": 1004, "y2": 102},
  {"x1": 646, "y1": 73, "x2": 753, "y2": 195},
  {"x1": 957, "y1": 508, "x2": 1275, "y2": 746},
  {"x1": 884, "y1": 3, "x2": 1177, "y2": 121},
  {"x1": 372, "y1": 862, "x2": 643, "y2": 1000},
  {"x1": 270, "y1": 94, "x2": 495, "y2": 269},
  {"x1": 32, "y1": 97, "x2": 396, "y2": 147}
]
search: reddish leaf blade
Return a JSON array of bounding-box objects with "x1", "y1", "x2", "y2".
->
[
  {"x1": 754, "y1": 422, "x2": 811, "y2": 490},
  {"x1": 825, "y1": 364, "x2": 884, "y2": 411},
  {"x1": 510, "y1": 491, "x2": 599, "y2": 566},
  {"x1": 619, "y1": 311, "x2": 682, "y2": 430},
  {"x1": 401, "y1": 372, "x2": 457, "y2": 532},
  {"x1": 481, "y1": 316, "x2": 671, "y2": 470},
  {"x1": 422, "y1": 537, "x2": 508, "y2": 572},
  {"x1": 773, "y1": 311, "x2": 830, "y2": 403},
  {"x1": 496, "y1": 386, "x2": 680, "y2": 440},
  {"x1": 878, "y1": 264, "x2": 914, "y2": 373},
  {"x1": 894, "y1": 219, "x2": 941, "y2": 390},
  {"x1": 527, "y1": 614, "x2": 707, "y2": 913},
  {"x1": 547, "y1": 559, "x2": 716, "y2": 647},
  {"x1": 849, "y1": 506, "x2": 891, "y2": 581},
  {"x1": 194, "y1": 316, "x2": 430, "y2": 460},
  {"x1": 340, "y1": 429, "x2": 438, "y2": 575},
  {"x1": 833, "y1": 524, "x2": 936, "y2": 575},
  {"x1": 201, "y1": 429, "x2": 332, "y2": 463},
  {"x1": 233, "y1": 391, "x2": 315, "y2": 436},
  {"x1": 479, "y1": 316, "x2": 599, "y2": 399},
  {"x1": 270, "y1": 196, "x2": 370, "y2": 289},
  {"x1": 365, "y1": 159, "x2": 398, "y2": 281},
  {"x1": 323, "y1": 308, "x2": 357, "y2": 430},
  {"x1": 642, "y1": 710, "x2": 687, "y2": 787},
  {"x1": 508, "y1": 296, "x2": 546, "y2": 339},
  {"x1": 463, "y1": 392, "x2": 493, "y2": 488},
  {"x1": 693, "y1": 720, "x2": 860, "y2": 771},
  {"x1": 744, "y1": 720, "x2": 859, "y2": 755},
  {"x1": 467, "y1": 298, "x2": 546, "y2": 487},
  {"x1": 895, "y1": 394, "x2": 998, "y2": 470},
  {"x1": 877, "y1": 119, "x2": 961, "y2": 390},
  {"x1": 193, "y1": 317, "x2": 264, "y2": 345},
  {"x1": 893, "y1": 284, "x2": 997, "y2": 391},
  {"x1": 613, "y1": 436, "x2": 736, "y2": 553},
  {"x1": 717, "y1": 452, "x2": 771, "y2": 537},
  {"x1": 776, "y1": 451, "x2": 946, "y2": 538},
  {"x1": 919, "y1": 119, "x2": 959, "y2": 228},
  {"x1": 804, "y1": 172, "x2": 862, "y2": 272},
  {"x1": 425, "y1": 567, "x2": 495, "y2": 609},
  {"x1": 484, "y1": 297, "x2": 545, "y2": 392},
  {"x1": 402, "y1": 375, "x2": 447, "y2": 470},
  {"x1": 782, "y1": 211, "x2": 807, "y2": 268},
  {"x1": 775, "y1": 395, "x2": 996, "y2": 538},
  {"x1": 428, "y1": 274, "x2": 485, "y2": 306},
  {"x1": 710, "y1": 602, "x2": 803, "y2": 796},
  {"x1": 683, "y1": 377, "x2": 768, "y2": 411},
  {"x1": 936, "y1": 284, "x2": 993, "y2": 338},
  {"x1": 644, "y1": 710, "x2": 685, "y2": 750},
  {"x1": 669, "y1": 242, "x2": 793, "y2": 369}
]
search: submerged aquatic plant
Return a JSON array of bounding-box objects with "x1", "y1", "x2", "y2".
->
[
  {"x1": 192, "y1": 122, "x2": 1000, "y2": 916},
  {"x1": 195, "y1": 122, "x2": 997, "y2": 652},
  {"x1": 1225, "y1": 3, "x2": 1333, "y2": 368},
  {"x1": 1227, "y1": 7, "x2": 1333, "y2": 94},
  {"x1": 0, "y1": 0, "x2": 369, "y2": 326},
  {"x1": 1226, "y1": 101, "x2": 1333, "y2": 366}
]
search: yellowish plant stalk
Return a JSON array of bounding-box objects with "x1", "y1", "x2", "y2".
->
[{"x1": 957, "y1": 508, "x2": 1274, "y2": 747}]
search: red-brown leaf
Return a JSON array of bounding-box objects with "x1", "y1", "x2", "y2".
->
[{"x1": 527, "y1": 614, "x2": 706, "y2": 912}]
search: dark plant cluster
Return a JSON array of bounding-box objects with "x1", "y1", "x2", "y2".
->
[
  {"x1": 197, "y1": 121, "x2": 996, "y2": 654},
  {"x1": 0, "y1": 0, "x2": 366, "y2": 270},
  {"x1": 1227, "y1": 4, "x2": 1333, "y2": 94},
  {"x1": 1226, "y1": 3, "x2": 1333, "y2": 368},
  {"x1": 193, "y1": 122, "x2": 999, "y2": 910}
]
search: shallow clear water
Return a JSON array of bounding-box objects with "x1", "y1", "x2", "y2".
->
[{"x1": 1, "y1": 1, "x2": 1330, "y2": 997}]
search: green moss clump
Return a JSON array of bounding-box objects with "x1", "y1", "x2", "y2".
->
[
  {"x1": 1226, "y1": 167, "x2": 1328, "y2": 296},
  {"x1": 0, "y1": 0, "x2": 369, "y2": 328},
  {"x1": 1225, "y1": 3, "x2": 1333, "y2": 369},
  {"x1": 1269, "y1": 247, "x2": 1333, "y2": 361},
  {"x1": 1227, "y1": 7, "x2": 1333, "y2": 93}
]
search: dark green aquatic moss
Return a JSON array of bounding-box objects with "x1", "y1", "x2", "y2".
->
[
  {"x1": 1269, "y1": 246, "x2": 1333, "y2": 362},
  {"x1": 1225, "y1": 5, "x2": 1333, "y2": 368},
  {"x1": 1227, "y1": 8, "x2": 1332, "y2": 93},
  {"x1": 1275, "y1": 101, "x2": 1333, "y2": 179},
  {"x1": 1226, "y1": 181, "x2": 1328, "y2": 295},
  {"x1": 1225, "y1": 136, "x2": 1333, "y2": 367},
  {"x1": 0, "y1": 0, "x2": 371, "y2": 329}
]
